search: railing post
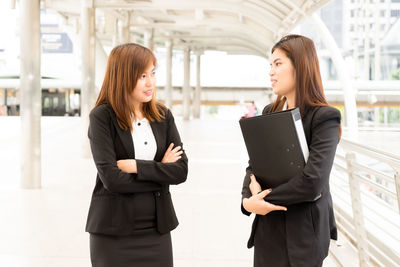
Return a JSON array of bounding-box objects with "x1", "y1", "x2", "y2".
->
[
  {"x1": 346, "y1": 152, "x2": 369, "y2": 266},
  {"x1": 394, "y1": 170, "x2": 400, "y2": 214}
]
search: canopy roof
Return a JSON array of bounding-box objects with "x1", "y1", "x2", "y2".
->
[{"x1": 47, "y1": 0, "x2": 331, "y2": 56}]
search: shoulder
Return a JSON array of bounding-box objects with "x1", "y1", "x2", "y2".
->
[
  {"x1": 262, "y1": 103, "x2": 274, "y2": 115},
  {"x1": 311, "y1": 106, "x2": 341, "y2": 126},
  {"x1": 89, "y1": 103, "x2": 113, "y2": 122},
  {"x1": 154, "y1": 102, "x2": 174, "y2": 123}
]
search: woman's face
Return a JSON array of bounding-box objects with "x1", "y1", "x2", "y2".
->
[
  {"x1": 131, "y1": 63, "x2": 156, "y2": 105},
  {"x1": 269, "y1": 48, "x2": 296, "y2": 98}
]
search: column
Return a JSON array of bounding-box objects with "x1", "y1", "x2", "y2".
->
[
  {"x1": 112, "y1": 17, "x2": 118, "y2": 47},
  {"x1": 119, "y1": 12, "x2": 130, "y2": 44},
  {"x1": 373, "y1": 0, "x2": 381, "y2": 80},
  {"x1": 20, "y1": 0, "x2": 41, "y2": 188},
  {"x1": 165, "y1": 39, "x2": 173, "y2": 108},
  {"x1": 144, "y1": 29, "x2": 154, "y2": 50},
  {"x1": 193, "y1": 51, "x2": 202, "y2": 118},
  {"x1": 183, "y1": 47, "x2": 191, "y2": 120},
  {"x1": 353, "y1": 0, "x2": 360, "y2": 79},
  {"x1": 374, "y1": 107, "x2": 380, "y2": 127},
  {"x1": 363, "y1": 0, "x2": 370, "y2": 80},
  {"x1": 81, "y1": 0, "x2": 96, "y2": 157}
]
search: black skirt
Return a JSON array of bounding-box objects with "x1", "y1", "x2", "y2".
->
[{"x1": 90, "y1": 229, "x2": 173, "y2": 267}]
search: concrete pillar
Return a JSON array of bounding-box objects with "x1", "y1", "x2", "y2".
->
[
  {"x1": 120, "y1": 12, "x2": 130, "y2": 44},
  {"x1": 112, "y1": 17, "x2": 118, "y2": 47},
  {"x1": 374, "y1": 107, "x2": 380, "y2": 126},
  {"x1": 363, "y1": 0, "x2": 370, "y2": 80},
  {"x1": 81, "y1": 0, "x2": 96, "y2": 157},
  {"x1": 353, "y1": 0, "x2": 360, "y2": 79},
  {"x1": 20, "y1": 0, "x2": 41, "y2": 188},
  {"x1": 193, "y1": 51, "x2": 202, "y2": 118},
  {"x1": 183, "y1": 47, "x2": 191, "y2": 120},
  {"x1": 383, "y1": 107, "x2": 388, "y2": 125},
  {"x1": 144, "y1": 29, "x2": 154, "y2": 50},
  {"x1": 373, "y1": 0, "x2": 381, "y2": 80},
  {"x1": 165, "y1": 39, "x2": 173, "y2": 108}
]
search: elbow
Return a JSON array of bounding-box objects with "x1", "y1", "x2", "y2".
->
[
  {"x1": 304, "y1": 179, "x2": 323, "y2": 202},
  {"x1": 102, "y1": 179, "x2": 120, "y2": 193},
  {"x1": 173, "y1": 167, "x2": 188, "y2": 185},
  {"x1": 98, "y1": 171, "x2": 122, "y2": 193}
]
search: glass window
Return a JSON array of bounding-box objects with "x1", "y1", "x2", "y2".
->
[
  {"x1": 391, "y1": 10, "x2": 400, "y2": 17},
  {"x1": 53, "y1": 97, "x2": 59, "y2": 108},
  {"x1": 43, "y1": 97, "x2": 50, "y2": 108}
]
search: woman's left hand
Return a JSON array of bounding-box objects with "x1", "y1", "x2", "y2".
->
[
  {"x1": 249, "y1": 174, "x2": 262, "y2": 196},
  {"x1": 117, "y1": 159, "x2": 137, "y2": 173}
]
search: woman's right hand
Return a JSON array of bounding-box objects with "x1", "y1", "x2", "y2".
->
[
  {"x1": 162, "y1": 143, "x2": 183, "y2": 163},
  {"x1": 242, "y1": 189, "x2": 287, "y2": 215}
]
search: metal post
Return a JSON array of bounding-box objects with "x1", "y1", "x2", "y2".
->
[
  {"x1": 193, "y1": 51, "x2": 202, "y2": 118},
  {"x1": 346, "y1": 152, "x2": 369, "y2": 266},
  {"x1": 20, "y1": 0, "x2": 41, "y2": 189},
  {"x1": 81, "y1": 0, "x2": 96, "y2": 157},
  {"x1": 165, "y1": 39, "x2": 173, "y2": 108},
  {"x1": 394, "y1": 171, "x2": 400, "y2": 214},
  {"x1": 183, "y1": 47, "x2": 191, "y2": 120}
]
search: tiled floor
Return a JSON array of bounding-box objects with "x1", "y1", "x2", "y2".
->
[{"x1": 0, "y1": 113, "x2": 369, "y2": 267}]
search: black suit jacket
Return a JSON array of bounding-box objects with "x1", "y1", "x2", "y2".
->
[
  {"x1": 85, "y1": 103, "x2": 188, "y2": 235},
  {"x1": 241, "y1": 104, "x2": 340, "y2": 267}
]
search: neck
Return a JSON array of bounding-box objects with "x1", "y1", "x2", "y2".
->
[
  {"x1": 132, "y1": 101, "x2": 144, "y2": 120},
  {"x1": 285, "y1": 92, "x2": 296, "y2": 109}
]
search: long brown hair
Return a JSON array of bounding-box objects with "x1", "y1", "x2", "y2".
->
[
  {"x1": 270, "y1": 34, "x2": 329, "y2": 115},
  {"x1": 270, "y1": 34, "x2": 341, "y2": 136},
  {"x1": 94, "y1": 43, "x2": 165, "y2": 131}
]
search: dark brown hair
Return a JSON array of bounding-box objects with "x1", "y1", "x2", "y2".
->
[
  {"x1": 94, "y1": 43, "x2": 165, "y2": 131},
  {"x1": 270, "y1": 34, "x2": 329, "y2": 114},
  {"x1": 270, "y1": 34, "x2": 341, "y2": 136}
]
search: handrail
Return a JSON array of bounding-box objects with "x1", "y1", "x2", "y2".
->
[
  {"x1": 330, "y1": 138, "x2": 400, "y2": 267},
  {"x1": 339, "y1": 138, "x2": 400, "y2": 169}
]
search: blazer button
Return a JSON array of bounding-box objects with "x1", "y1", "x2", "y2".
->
[{"x1": 156, "y1": 192, "x2": 161, "y2": 197}]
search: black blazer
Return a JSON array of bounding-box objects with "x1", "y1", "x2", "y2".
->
[
  {"x1": 85, "y1": 103, "x2": 188, "y2": 235},
  {"x1": 241, "y1": 104, "x2": 340, "y2": 266}
]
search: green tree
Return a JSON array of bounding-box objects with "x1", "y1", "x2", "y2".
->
[{"x1": 392, "y1": 68, "x2": 400, "y2": 80}]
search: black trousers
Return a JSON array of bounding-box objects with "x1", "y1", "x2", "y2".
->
[{"x1": 90, "y1": 229, "x2": 172, "y2": 267}]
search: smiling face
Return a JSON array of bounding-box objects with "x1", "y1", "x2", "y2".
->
[
  {"x1": 269, "y1": 48, "x2": 296, "y2": 100},
  {"x1": 131, "y1": 64, "x2": 156, "y2": 108}
]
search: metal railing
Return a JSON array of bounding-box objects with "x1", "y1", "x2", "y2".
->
[{"x1": 330, "y1": 138, "x2": 400, "y2": 266}]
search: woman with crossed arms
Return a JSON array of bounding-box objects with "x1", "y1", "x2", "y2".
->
[{"x1": 86, "y1": 43, "x2": 188, "y2": 267}]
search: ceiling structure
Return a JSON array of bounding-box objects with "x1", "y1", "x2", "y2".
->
[{"x1": 45, "y1": 0, "x2": 332, "y2": 57}]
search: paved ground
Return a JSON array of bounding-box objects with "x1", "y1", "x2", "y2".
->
[{"x1": 1, "y1": 111, "x2": 389, "y2": 266}]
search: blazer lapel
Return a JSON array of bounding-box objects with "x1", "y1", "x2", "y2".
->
[
  {"x1": 106, "y1": 105, "x2": 135, "y2": 159},
  {"x1": 150, "y1": 121, "x2": 165, "y2": 161}
]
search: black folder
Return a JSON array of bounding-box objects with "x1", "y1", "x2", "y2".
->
[{"x1": 239, "y1": 108, "x2": 309, "y2": 188}]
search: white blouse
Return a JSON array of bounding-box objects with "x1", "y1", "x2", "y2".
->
[
  {"x1": 131, "y1": 118, "x2": 157, "y2": 160},
  {"x1": 282, "y1": 100, "x2": 288, "y2": 111}
]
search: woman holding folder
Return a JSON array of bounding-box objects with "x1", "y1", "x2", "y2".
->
[
  {"x1": 86, "y1": 43, "x2": 188, "y2": 267},
  {"x1": 241, "y1": 34, "x2": 341, "y2": 267}
]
